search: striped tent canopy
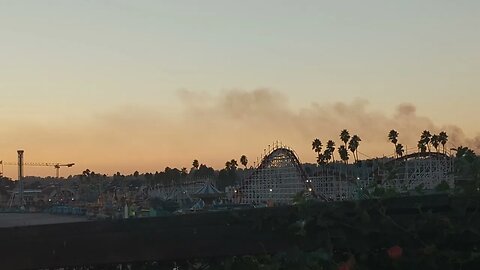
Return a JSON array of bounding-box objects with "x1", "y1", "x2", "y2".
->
[{"x1": 191, "y1": 182, "x2": 224, "y2": 199}]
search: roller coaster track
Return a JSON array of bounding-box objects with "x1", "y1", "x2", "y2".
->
[{"x1": 237, "y1": 144, "x2": 328, "y2": 203}]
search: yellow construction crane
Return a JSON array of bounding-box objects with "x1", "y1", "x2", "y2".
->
[{"x1": 0, "y1": 160, "x2": 75, "y2": 178}]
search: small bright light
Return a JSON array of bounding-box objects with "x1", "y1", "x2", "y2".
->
[
  {"x1": 48, "y1": 199, "x2": 52, "y2": 202},
  {"x1": 234, "y1": 190, "x2": 238, "y2": 193},
  {"x1": 71, "y1": 198, "x2": 75, "y2": 201},
  {"x1": 308, "y1": 188, "x2": 312, "y2": 192},
  {"x1": 356, "y1": 177, "x2": 360, "y2": 180},
  {"x1": 269, "y1": 189, "x2": 273, "y2": 192}
]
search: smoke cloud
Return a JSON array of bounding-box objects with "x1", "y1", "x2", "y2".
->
[{"x1": 1, "y1": 88, "x2": 479, "y2": 177}]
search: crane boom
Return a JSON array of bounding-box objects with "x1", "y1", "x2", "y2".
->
[{"x1": 0, "y1": 160, "x2": 75, "y2": 178}]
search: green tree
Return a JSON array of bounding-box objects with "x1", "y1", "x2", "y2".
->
[
  {"x1": 388, "y1": 129, "x2": 399, "y2": 157},
  {"x1": 439, "y1": 131, "x2": 449, "y2": 154},
  {"x1": 194, "y1": 164, "x2": 215, "y2": 179},
  {"x1": 340, "y1": 129, "x2": 350, "y2": 147},
  {"x1": 218, "y1": 159, "x2": 239, "y2": 190},
  {"x1": 418, "y1": 141, "x2": 427, "y2": 153},
  {"x1": 431, "y1": 134, "x2": 440, "y2": 152},
  {"x1": 322, "y1": 149, "x2": 332, "y2": 164},
  {"x1": 312, "y1": 138, "x2": 323, "y2": 165},
  {"x1": 225, "y1": 159, "x2": 238, "y2": 170},
  {"x1": 317, "y1": 153, "x2": 326, "y2": 165},
  {"x1": 395, "y1": 143, "x2": 405, "y2": 157},
  {"x1": 338, "y1": 145, "x2": 349, "y2": 164},
  {"x1": 240, "y1": 155, "x2": 248, "y2": 168},
  {"x1": 348, "y1": 135, "x2": 361, "y2": 163},
  {"x1": 455, "y1": 146, "x2": 476, "y2": 161},
  {"x1": 312, "y1": 138, "x2": 322, "y2": 153},
  {"x1": 192, "y1": 159, "x2": 199, "y2": 170},
  {"x1": 326, "y1": 140, "x2": 336, "y2": 162},
  {"x1": 454, "y1": 146, "x2": 479, "y2": 193},
  {"x1": 420, "y1": 130, "x2": 432, "y2": 152}
]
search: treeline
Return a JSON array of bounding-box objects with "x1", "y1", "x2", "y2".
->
[
  {"x1": 312, "y1": 129, "x2": 362, "y2": 165},
  {"x1": 312, "y1": 128, "x2": 451, "y2": 164},
  {"x1": 76, "y1": 156, "x2": 252, "y2": 191}
]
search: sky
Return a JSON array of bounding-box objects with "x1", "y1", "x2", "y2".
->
[{"x1": 0, "y1": 0, "x2": 479, "y2": 178}]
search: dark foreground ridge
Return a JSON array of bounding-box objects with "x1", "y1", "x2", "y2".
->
[{"x1": 1, "y1": 194, "x2": 479, "y2": 269}]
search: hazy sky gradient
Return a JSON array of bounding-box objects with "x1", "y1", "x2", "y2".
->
[{"x1": 0, "y1": 1, "x2": 479, "y2": 178}]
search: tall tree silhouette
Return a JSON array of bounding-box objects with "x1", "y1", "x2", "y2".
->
[
  {"x1": 326, "y1": 140, "x2": 336, "y2": 163},
  {"x1": 396, "y1": 143, "x2": 405, "y2": 157},
  {"x1": 312, "y1": 138, "x2": 323, "y2": 165},
  {"x1": 192, "y1": 160, "x2": 199, "y2": 170},
  {"x1": 431, "y1": 134, "x2": 440, "y2": 152},
  {"x1": 317, "y1": 153, "x2": 327, "y2": 165},
  {"x1": 226, "y1": 159, "x2": 238, "y2": 170},
  {"x1": 322, "y1": 149, "x2": 332, "y2": 164},
  {"x1": 340, "y1": 129, "x2": 350, "y2": 147},
  {"x1": 420, "y1": 130, "x2": 432, "y2": 152},
  {"x1": 418, "y1": 141, "x2": 427, "y2": 153},
  {"x1": 338, "y1": 145, "x2": 349, "y2": 164},
  {"x1": 348, "y1": 135, "x2": 361, "y2": 163},
  {"x1": 240, "y1": 155, "x2": 248, "y2": 168},
  {"x1": 439, "y1": 131, "x2": 449, "y2": 154},
  {"x1": 388, "y1": 130, "x2": 399, "y2": 157}
]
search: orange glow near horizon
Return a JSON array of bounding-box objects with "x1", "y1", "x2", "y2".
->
[{"x1": 1, "y1": 90, "x2": 479, "y2": 179}]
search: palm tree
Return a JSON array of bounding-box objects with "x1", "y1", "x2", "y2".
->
[
  {"x1": 417, "y1": 141, "x2": 427, "y2": 153},
  {"x1": 431, "y1": 134, "x2": 440, "y2": 152},
  {"x1": 240, "y1": 155, "x2": 248, "y2": 168},
  {"x1": 312, "y1": 138, "x2": 323, "y2": 164},
  {"x1": 317, "y1": 153, "x2": 327, "y2": 165},
  {"x1": 326, "y1": 140, "x2": 336, "y2": 162},
  {"x1": 323, "y1": 149, "x2": 332, "y2": 164},
  {"x1": 439, "y1": 131, "x2": 448, "y2": 154},
  {"x1": 312, "y1": 138, "x2": 322, "y2": 152},
  {"x1": 82, "y1": 169, "x2": 91, "y2": 177},
  {"x1": 192, "y1": 160, "x2": 199, "y2": 169},
  {"x1": 348, "y1": 135, "x2": 361, "y2": 162},
  {"x1": 340, "y1": 129, "x2": 350, "y2": 147},
  {"x1": 338, "y1": 145, "x2": 349, "y2": 164},
  {"x1": 395, "y1": 144, "x2": 405, "y2": 157},
  {"x1": 388, "y1": 130, "x2": 399, "y2": 156},
  {"x1": 420, "y1": 130, "x2": 432, "y2": 152},
  {"x1": 229, "y1": 159, "x2": 238, "y2": 170}
]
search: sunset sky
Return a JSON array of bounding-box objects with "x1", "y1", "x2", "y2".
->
[{"x1": 0, "y1": 1, "x2": 479, "y2": 178}]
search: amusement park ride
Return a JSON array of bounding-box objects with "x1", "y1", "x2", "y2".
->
[{"x1": 147, "y1": 141, "x2": 455, "y2": 206}]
